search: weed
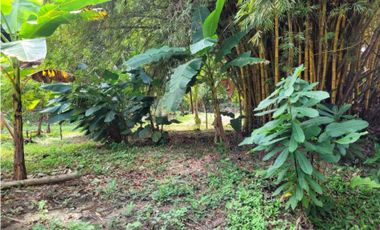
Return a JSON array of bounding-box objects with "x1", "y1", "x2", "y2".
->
[
  {"x1": 151, "y1": 177, "x2": 194, "y2": 203},
  {"x1": 101, "y1": 178, "x2": 118, "y2": 199},
  {"x1": 310, "y1": 171, "x2": 380, "y2": 229}
]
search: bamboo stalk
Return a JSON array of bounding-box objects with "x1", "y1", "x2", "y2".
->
[
  {"x1": 287, "y1": 12, "x2": 294, "y2": 74},
  {"x1": 274, "y1": 14, "x2": 280, "y2": 84},
  {"x1": 331, "y1": 14, "x2": 344, "y2": 103},
  {"x1": 316, "y1": 0, "x2": 327, "y2": 81}
]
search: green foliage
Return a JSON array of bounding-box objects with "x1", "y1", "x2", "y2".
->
[
  {"x1": 42, "y1": 71, "x2": 153, "y2": 143},
  {"x1": 1, "y1": 38, "x2": 47, "y2": 62},
  {"x1": 350, "y1": 176, "x2": 380, "y2": 190},
  {"x1": 122, "y1": 46, "x2": 188, "y2": 71},
  {"x1": 151, "y1": 178, "x2": 194, "y2": 203},
  {"x1": 202, "y1": 0, "x2": 225, "y2": 38},
  {"x1": 221, "y1": 51, "x2": 268, "y2": 72},
  {"x1": 159, "y1": 58, "x2": 203, "y2": 112},
  {"x1": 241, "y1": 65, "x2": 368, "y2": 209},
  {"x1": 310, "y1": 172, "x2": 380, "y2": 229},
  {"x1": 226, "y1": 186, "x2": 277, "y2": 230},
  {"x1": 191, "y1": 5, "x2": 209, "y2": 43}
]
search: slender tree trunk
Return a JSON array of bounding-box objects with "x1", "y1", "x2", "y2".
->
[
  {"x1": 189, "y1": 88, "x2": 194, "y2": 114},
  {"x1": 59, "y1": 123, "x2": 63, "y2": 140},
  {"x1": 193, "y1": 86, "x2": 201, "y2": 130},
  {"x1": 13, "y1": 60, "x2": 27, "y2": 180},
  {"x1": 203, "y1": 99, "x2": 208, "y2": 129},
  {"x1": 210, "y1": 83, "x2": 225, "y2": 143},
  {"x1": 274, "y1": 14, "x2": 280, "y2": 83},
  {"x1": 46, "y1": 116, "x2": 51, "y2": 133},
  {"x1": 36, "y1": 114, "x2": 44, "y2": 136}
]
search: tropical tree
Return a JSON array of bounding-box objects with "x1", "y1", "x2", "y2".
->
[
  {"x1": 0, "y1": 0, "x2": 109, "y2": 180},
  {"x1": 123, "y1": 0, "x2": 267, "y2": 143}
]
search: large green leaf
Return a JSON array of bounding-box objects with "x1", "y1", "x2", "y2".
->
[
  {"x1": 1, "y1": 0, "x2": 42, "y2": 35},
  {"x1": 1, "y1": 38, "x2": 46, "y2": 62},
  {"x1": 189, "y1": 37, "x2": 217, "y2": 55},
  {"x1": 302, "y1": 116, "x2": 334, "y2": 127},
  {"x1": 122, "y1": 46, "x2": 188, "y2": 71},
  {"x1": 326, "y1": 120, "x2": 368, "y2": 137},
  {"x1": 216, "y1": 30, "x2": 248, "y2": 61},
  {"x1": 295, "y1": 151, "x2": 313, "y2": 175},
  {"x1": 41, "y1": 83, "x2": 71, "y2": 93},
  {"x1": 300, "y1": 91, "x2": 330, "y2": 101},
  {"x1": 1, "y1": 0, "x2": 14, "y2": 15},
  {"x1": 104, "y1": 110, "x2": 116, "y2": 122},
  {"x1": 52, "y1": 0, "x2": 109, "y2": 11},
  {"x1": 48, "y1": 109, "x2": 74, "y2": 123},
  {"x1": 292, "y1": 121, "x2": 305, "y2": 143},
  {"x1": 269, "y1": 149, "x2": 289, "y2": 170},
  {"x1": 202, "y1": 0, "x2": 225, "y2": 38},
  {"x1": 335, "y1": 132, "x2": 367, "y2": 144},
  {"x1": 19, "y1": 2, "x2": 109, "y2": 38},
  {"x1": 221, "y1": 51, "x2": 268, "y2": 72},
  {"x1": 191, "y1": 5, "x2": 209, "y2": 43},
  {"x1": 292, "y1": 107, "x2": 319, "y2": 118},
  {"x1": 159, "y1": 58, "x2": 203, "y2": 112}
]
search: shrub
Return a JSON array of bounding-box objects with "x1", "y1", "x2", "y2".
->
[
  {"x1": 240, "y1": 65, "x2": 368, "y2": 209},
  {"x1": 42, "y1": 70, "x2": 153, "y2": 143}
]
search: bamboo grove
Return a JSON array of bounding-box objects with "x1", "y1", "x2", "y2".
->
[{"x1": 218, "y1": 0, "x2": 380, "y2": 134}]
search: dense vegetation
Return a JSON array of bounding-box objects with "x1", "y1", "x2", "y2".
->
[{"x1": 1, "y1": 0, "x2": 379, "y2": 229}]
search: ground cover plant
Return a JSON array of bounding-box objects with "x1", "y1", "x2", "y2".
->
[{"x1": 1, "y1": 0, "x2": 379, "y2": 229}]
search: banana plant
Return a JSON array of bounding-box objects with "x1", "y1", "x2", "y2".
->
[
  {"x1": 0, "y1": 0, "x2": 109, "y2": 180},
  {"x1": 122, "y1": 0, "x2": 267, "y2": 143}
]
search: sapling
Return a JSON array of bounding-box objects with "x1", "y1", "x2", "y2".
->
[{"x1": 240, "y1": 65, "x2": 368, "y2": 209}]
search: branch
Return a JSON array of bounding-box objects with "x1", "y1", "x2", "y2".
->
[{"x1": 1, "y1": 172, "x2": 81, "y2": 189}]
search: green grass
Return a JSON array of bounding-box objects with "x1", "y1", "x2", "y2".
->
[{"x1": 2, "y1": 124, "x2": 380, "y2": 229}]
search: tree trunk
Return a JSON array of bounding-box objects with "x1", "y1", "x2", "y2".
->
[
  {"x1": 36, "y1": 114, "x2": 44, "y2": 136},
  {"x1": 189, "y1": 87, "x2": 194, "y2": 114},
  {"x1": 274, "y1": 14, "x2": 280, "y2": 84},
  {"x1": 46, "y1": 116, "x2": 51, "y2": 133},
  {"x1": 13, "y1": 60, "x2": 27, "y2": 180},
  {"x1": 1, "y1": 171, "x2": 81, "y2": 189},
  {"x1": 203, "y1": 99, "x2": 208, "y2": 129},
  {"x1": 211, "y1": 84, "x2": 225, "y2": 143}
]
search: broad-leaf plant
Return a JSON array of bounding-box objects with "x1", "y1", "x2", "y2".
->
[
  {"x1": 0, "y1": 0, "x2": 109, "y2": 179},
  {"x1": 41, "y1": 70, "x2": 154, "y2": 143},
  {"x1": 122, "y1": 0, "x2": 267, "y2": 143},
  {"x1": 240, "y1": 65, "x2": 368, "y2": 209}
]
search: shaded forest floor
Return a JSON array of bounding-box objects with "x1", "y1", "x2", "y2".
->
[{"x1": 1, "y1": 125, "x2": 379, "y2": 229}]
